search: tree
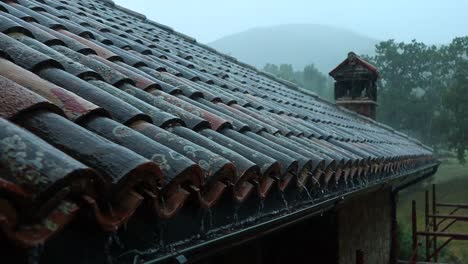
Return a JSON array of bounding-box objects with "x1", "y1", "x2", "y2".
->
[
  {"x1": 443, "y1": 58, "x2": 468, "y2": 163},
  {"x1": 366, "y1": 36, "x2": 468, "y2": 163},
  {"x1": 303, "y1": 64, "x2": 326, "y2": 94},
  {"x1": 263, "y1": 63, "x2": 279, "y2": 76},
  {"x1": 277, "y1": 64, "x2": 295, "y2": 82},
  {"x1": 367, "y1": 40, "x2": 441, "y2": 142},
  {"x1": 263, "y1": 37, "x2": 468, "y2": 163},
  {"x1": 262, "y1": 63, "x2": 333, "y2": 99}
]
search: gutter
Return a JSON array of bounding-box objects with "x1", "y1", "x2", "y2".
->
[{"x1": 142, "y1": 162, "x2": 440, "y2": 264}]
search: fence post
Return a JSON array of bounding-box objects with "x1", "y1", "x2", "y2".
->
[
  {"x1": 433, "y1": 184, "x2": 438, "y2": 262},
  {"x1": 356, "y1": 250, "x2": 364, "y2": 264},
  {"x1": 425, "y1": 190, "x2": 430, "y2": 261},
  {"x1": 411, "y1": 200, "x2": 418, "y2": 264}
]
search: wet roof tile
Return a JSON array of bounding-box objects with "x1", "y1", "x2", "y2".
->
[
  {"x1": 0, "y1": 0, "x2": 437, "y2": 256},
  {"x1": 0, "y1": 75, "x2": 61, "y2": 120},
  {"x1": 0, "y1": 118, "x2": 98, "y2": 218}
]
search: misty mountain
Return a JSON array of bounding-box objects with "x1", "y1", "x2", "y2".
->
[{"x1": 208, "y1": 24, "x2": 379, "y2": 73}]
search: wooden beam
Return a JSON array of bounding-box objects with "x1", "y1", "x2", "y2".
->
[
  {"x1": 436, "y1": 203, "x2": 468, "y2": 209},
  {"x1": 428, "y1": 214, "x2": 468, "y2": 221},
  {"x1": 416, "y1": 231, "x2": 468, "y2": 240}
]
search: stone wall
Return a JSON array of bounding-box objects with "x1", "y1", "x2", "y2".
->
[{"x1": 337, "y1": 187, "x2": 392, "y2": 264}]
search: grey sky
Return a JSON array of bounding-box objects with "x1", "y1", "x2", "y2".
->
[{"x1": 114, "y1": 0, "x2": 468, "y2": 44}]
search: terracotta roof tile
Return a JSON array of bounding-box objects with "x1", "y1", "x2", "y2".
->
[
  {"x1": 0, "y1": 118, "x2": 98, "y2": 219},
  {"x1": 0, "y1": 75, "x2": 61, "y2": 120},
  {"x1": 0, "y1": 57, "x2": 105, "y2": 122},
  {"x1": 0, "y1": 0, "x2": 437, "y2": 260}
]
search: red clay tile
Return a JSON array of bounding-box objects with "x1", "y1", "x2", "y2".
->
[
  {"x1": 0, "y1": 1, "x2": 438, "y2": 257},
  {"x1": 0, "y1": 75, "x2": 62, "y2": 120},
  {"x1": 15, "y1": 111, "x2": 164, "y2": 197},
  {"x1": 0, "y1": 58, "x2": 105, "y2": 122},
  {"x1": 0, "y1": 118, "x2": 99, "y2": 220}
]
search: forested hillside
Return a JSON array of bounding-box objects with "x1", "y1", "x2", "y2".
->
[{"x1": 209, "y1": 24, "x2": 378, "y2": 73}]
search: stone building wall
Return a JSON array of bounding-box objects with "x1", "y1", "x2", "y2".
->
[{"x1": 337, "y1": 187, "x2": 392, "y2": 264}]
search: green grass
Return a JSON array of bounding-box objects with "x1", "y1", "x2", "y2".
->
[{"x1": 397, "y1": 160, "x2": 468, "y2": 262}]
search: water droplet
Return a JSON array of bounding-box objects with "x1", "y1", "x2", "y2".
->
[
  {"x1": 158, "y1": 221, "x2": 167, "y2": 250},
  {"x1": 207, "y1": 208, "x2": 213, "y2": 229},
  {"x1": 199, "y1": 210, "x2": 206, "y2": 236},
  {"x1": 104, "y1": 234, "x2": 114, "y2": 264},
  {"x1": 298, "y1": 181, "x2": 313, "y2": 201},
  {"x1": 27, "y1": 244, "x2": 44, "y2": 264},
  {"x1": 108, "y1": 203, "x2": 115, "y2": 217},
  {"x1": 111, "y1": 232, "x2": 124, "y2": 249},
  {"x1": 233, "y1": 203, "x2": 240, "y2": 226},
  {"x1": 132, "y1": 255, "x2": 140, "y2": 264},
  {"x1": 256, "y1": 198, "x2": 265, "y2": 217},
  {"x1": 280, "y1": 191, "x2": 289, "y2": 210}
]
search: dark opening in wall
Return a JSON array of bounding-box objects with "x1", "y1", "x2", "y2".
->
[{"x1": 194, "y1": 210, "x2": 339, "y2": 264}]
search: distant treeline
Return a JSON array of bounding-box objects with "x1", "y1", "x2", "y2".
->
[
  {"x1": 263, "y1": 37, "x2": 468, "y2": 163},
  {"x1": 262, "y1": 63, "x2": 334, "y2": 100}
]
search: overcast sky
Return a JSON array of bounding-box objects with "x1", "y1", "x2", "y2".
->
[{"x1": 114, "y1": 0, "x2": 468, "y2": 44}]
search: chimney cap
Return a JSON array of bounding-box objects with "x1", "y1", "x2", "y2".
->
[{"x1": 329, "y1": 51, "x2": 380, "y2": 78}]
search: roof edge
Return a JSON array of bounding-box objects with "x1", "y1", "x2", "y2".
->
[
  {"x1": 115, "y1": 4, "x2": 146, "y2": 20},
  {"x1": 99, "y1": 0, "x2": 115, "y2": 6}
]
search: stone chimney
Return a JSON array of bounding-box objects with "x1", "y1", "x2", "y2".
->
[{"x1": 329, "y1": 52, "x2": 379, "y2": 119}]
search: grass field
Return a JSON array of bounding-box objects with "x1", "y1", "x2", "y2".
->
[{"x1": 397, "y1": 159, "x2": 468, "y2": 262}]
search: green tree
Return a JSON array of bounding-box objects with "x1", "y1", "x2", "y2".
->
[
  {"x1": 262, "y1": 63, "x2": 334, "y2": 99},
  {"x1": 443, "y1": 58, "x2": 468, "y2": 163},
  {"x1": 303, "y1": 64, "x2": 327, "y2": 94},
  {"x1": 368, "y1": 40, "x2": 443, "y2": 143},
  {"x1": 277, "y1": 64, "x2": 295, "y2": 82},
  {"x1": 367, "y1": 37, "x2": 468, "y2": 163},
  {"x1": 263, "y1": 63, "x2": 279, "y2": 76}
]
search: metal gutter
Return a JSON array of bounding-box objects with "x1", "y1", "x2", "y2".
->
[
  {"x1": 143, "y1": 162, "x2": 440, "y2": 264},
  {"x1": 392, "y1": 161, "x2": 441, "y2": 194}
]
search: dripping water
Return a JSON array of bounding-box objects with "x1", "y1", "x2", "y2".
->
[
  {"x1": 207, "y1": 208, "x2": 213, "y2": 229},
  {"x1": 199, "y1": 209, "x2": 206, "y2": 236},
  {"x1": 196, "y1": 209, "x2": 212, "y2": 237},
  {"x1": 103, "y1": 231, "x2": 127, "y2": 263},
  {"x1": 158, "y1": 220, "x2": 167, "y2": 250},
  {"x1": 279, "y1": 191, "x2": 289, "y2": 211},
  {"x1": 108, "y1": 203, "x2": 115, "y2": 217},
  {"x1": 104, "y1": 234, "x2": 114, "y2": 264},
  {"x1": 111, "y1": 231, "x2": 124, "y2": 250},
  {"x1": 308, "y1": 173, "x2": 323, "y2": 198},
  {"x1": 27, "y1": 244, "x2": 44, "y2": 264},
  {"x1": 299, "y1": 181, "x2": 313, "y2": 201},
  {"x1": 256, "y1": 198, "x2": 265, "y2": 218},
  {"x1": 233, "y1": 203, "x2": 240, "y2": 226},
  {"x1": 335, "y1": 181, "x2": 340, "y2": 194},
  {"x1": 132, "y1": 255, "x2": 140, "y2": 264},
  {"x1": 308, "y1": 173, "x2": 321, "y2": 188}
]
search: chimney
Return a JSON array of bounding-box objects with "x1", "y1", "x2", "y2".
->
[{"x1": 329, "y1": 52, "x2": 379, "y2": 119}]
